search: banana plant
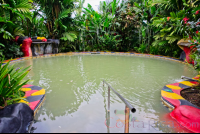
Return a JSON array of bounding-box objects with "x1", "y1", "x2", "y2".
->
[{"x1": 82, "y1": 0, "x2": 125, "y2": 50}]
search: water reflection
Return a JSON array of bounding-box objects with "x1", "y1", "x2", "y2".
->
[{"x1": 13, "y1": 55, "x2": 197, "y2": 133}]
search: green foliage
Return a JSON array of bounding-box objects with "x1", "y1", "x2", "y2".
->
[
  {"x1": 0, "y1": 58, "x2": 30, "y2": 108},
  {"x1": 149, "y1": 45, "x2": 159, "y2": 55},
  {"x1": 98, "y1": 33, "x2": 122, "y2": 51},
  {"x1": 23, "y1": 11, "x2": 49, "y2": 37},
  {"x1": 0, "y1": 0, "x2": 199, "y2": 59},
  {"x1": 0, "y1": 25, "x2": 14, "y2": 40},
  {"x1": 152, "y1": 11, "x2": 184, "y2": 47},
  {"x1": 3, "y1": 43, "x2": 23, "y2": 59},
  {"x1": 0, "y1": 0, "x2": 32, "y2": 59},
  {"x1": 189, "y1": 32, "x2": 200, "y2": 72},
  {"x1": 61, "y1": 32, "x2": 77, "y2": 42},
  {"x1": 191, "y1": 52, "x2": 200, "y2": 71},
  {"x1": 13, "y1": 27, "x2": 25, "y2": 37},
  {"x1": 134, "y1": 44, "x2": 147, "y2": 53},
  {"x1": 34, "y1": 0, "x2": 75, "y2": 40}
]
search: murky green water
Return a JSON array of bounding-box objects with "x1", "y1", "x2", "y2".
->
[{"x1": 14, "y1": 55, "x2": 197, "y2": 133}]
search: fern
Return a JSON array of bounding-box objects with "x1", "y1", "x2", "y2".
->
[
  {"x1": 166, "y1": 35, "x2": 181, "y2": 44},
  {"x1": 61, "y1": 32, "x2": 77, "y2": 42},
  {"x1": 13, "y1": 27, "x2": 24, "y2": 37},
  {"x1": 23, "y1": 12, "x2": 33, "y2": 22},
  {"x1": 159, "y1": 40, "x2": 168, "y2": 46},
  {"x1": 152, "y1": 40, "x2": 168, "y2": 46},
  {"x1": 58, "y1": 9, "x2": 70, "y2": 20},
  {"x1": 13, "y1": 11, "x2": 25, "y2": 20},
  {"x1": 152, "y1": 19, "x2": 163, "y2": 27},
  {"x1": 14, "y1": 0, "x2": 32, "y2": 13},
  {"x1": 2, "y1": 9, "x2": 10, "y2": 21},
  {"x1": 154, "y1": 34, "x2": 161, "y2": 40},
  {"x1": 0, "y1": 26, "x2": 13, "y2": 39}
]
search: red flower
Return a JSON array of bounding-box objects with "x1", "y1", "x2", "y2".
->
[
  {"x1": 195, "y1": 10, "x2": 199, "y2": 15},
  {"x1": 189, "y1": 35, "x2": 192, "y2": 39},
  {"x1": 167, "y1": 17, "x2": 170, "y2": 21},
  {"x1": 196, "y1": 31, "x2": 199, "y2": 34},
  {"x1": 42, "y1": 39, "x2": 47, "y2": 42},
  {"x1": 183, "y1": 17, "x2": 189, "y2": 21},
  {"x1": 183, "y1": 17, "x2": 189, "y2": 24}
]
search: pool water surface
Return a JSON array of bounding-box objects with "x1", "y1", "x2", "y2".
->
[{"x1": 14, "y1": 55, "x2": 197, "y2": 133}]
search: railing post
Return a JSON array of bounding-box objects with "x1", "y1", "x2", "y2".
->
[
  {"x1": 106, "y1": 110, "x2": 110, "y2": 133},
  {"x1": 125, "y1": 105, "x2": 130, "y2": 133},
  {"x1": 108, "y1": 87, "x2": 110, "y2": 112}
]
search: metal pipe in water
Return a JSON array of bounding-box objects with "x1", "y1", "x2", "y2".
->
[{"x1": 181, "y1": 76, "x2": 198, "y2": 82}]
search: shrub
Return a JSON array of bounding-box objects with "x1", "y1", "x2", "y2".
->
[{"x1": 0, "y1": 58, "x2": 30, "y2": 109}]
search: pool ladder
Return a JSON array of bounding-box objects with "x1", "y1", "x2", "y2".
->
[{"x1": 103, "y1": 80, "x2": 136, "y2": 133}]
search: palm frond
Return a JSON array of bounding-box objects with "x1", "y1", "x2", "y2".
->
[
  {"x1": 152, "y1": 40, "x2": 168, "y2": 46},
  {"x1": 58, "y1": 9, "x2": 70, "y2": 20},
  {"x1": 61, "y1": 32, "x2": 77, "y2": 42},
  {"x1": 166, "y1": 35, "x2": 181, "y2": 44},
  {"x1": 13, "y1": 27, "x2": 24, "y2": 37},
  {"x1": 14, "y1": 0, "x2": 32, "y2": 13}
]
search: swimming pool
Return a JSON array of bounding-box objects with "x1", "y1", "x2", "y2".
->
[{"x1": 14, "y1": 54, "x2": 197, "y2": 133}]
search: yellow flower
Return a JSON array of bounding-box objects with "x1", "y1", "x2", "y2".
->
[
  {"x1": 91, "y1": 15, "x2": 93, "y2": 18},
  {"x1": 37, "y1": 37, "x2": 46, "y2": 40},
  {"x1": 20, "y1": 44, "x2": 22, "y2": 47}
]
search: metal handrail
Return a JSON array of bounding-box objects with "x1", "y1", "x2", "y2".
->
[
  {"x1": 103, "y1": 80, "x2": 136, "y2": 133},
  {"x1": 103, "y1": 80, "x2": 136, "y2": 113}
]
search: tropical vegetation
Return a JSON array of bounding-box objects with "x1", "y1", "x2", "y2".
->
[{"x1": 0, "y1": 0, "x2": 200, "y2": 59}]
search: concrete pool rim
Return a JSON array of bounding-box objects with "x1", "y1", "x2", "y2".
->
[{"x1": 1, "y1": 51, "x2": 191, "y2": 66}]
